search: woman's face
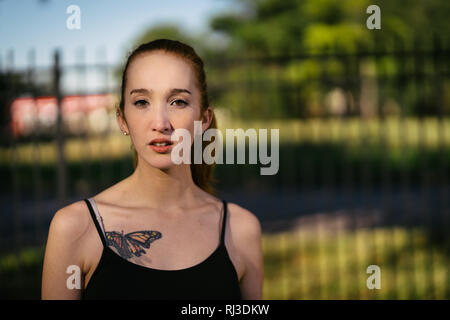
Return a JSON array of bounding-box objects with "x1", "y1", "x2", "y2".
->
[{"x1": 117, "y1": 51, "x2": 212, "y2": 170}]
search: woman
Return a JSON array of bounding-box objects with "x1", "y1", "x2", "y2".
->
[{"x1": 41, "y1": 39, "x2": 263, "y2": 299}]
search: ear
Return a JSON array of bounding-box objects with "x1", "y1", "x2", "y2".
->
[
  {"x1": 201, "y1": 107, "x2": 214, "y2": 134},
  {"x1": 116, "y1": 108, "x2": 129, "y2": 134}
]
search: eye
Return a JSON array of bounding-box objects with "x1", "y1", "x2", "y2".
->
[
  {"x1": 133, "y1": 99, "x2": 148, "y2": 107},
  {"x1": 171, "y1": 99, "x2": 188, "y2": 107}
]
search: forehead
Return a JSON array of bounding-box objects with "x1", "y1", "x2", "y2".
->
[{"x1": 126, "y1": 51, "x2": 196, "y2": 93}]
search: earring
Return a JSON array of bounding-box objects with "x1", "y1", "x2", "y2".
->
[{"x1": 123, "y1": 131, "x2": 128, "y2": 135}]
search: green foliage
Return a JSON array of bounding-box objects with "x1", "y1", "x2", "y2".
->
[
  {"x1": 0, "y1": 246, "x2": 45, "y2": 299},
  {"x1": 113, "y1": 0, "x2": 449, "y2": 119},
  {"x1": 211, "y1": 0, "x2": 449, "y2": 53}
]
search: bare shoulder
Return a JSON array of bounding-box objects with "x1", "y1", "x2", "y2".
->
[
  {"x1": 226, "y1": 202, "x2": 262, "y2": 241},
  {"x1": 49, "y1": 200, "x2": 92, "y2": 244},
  {"x1": 42, "y1": 200, "x2": 94, "y2": 299},
  {"x1": 226, "y1": 202, "x2": 264, "y2": 297}
]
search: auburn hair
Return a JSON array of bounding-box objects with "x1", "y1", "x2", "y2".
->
[{"x1": 117, "y1": 39, "x2": 218, "y2": 195}]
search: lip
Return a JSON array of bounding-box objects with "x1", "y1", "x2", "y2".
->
[
  {"x1": 149, "y1": 144, "x2": 173, "y2": 153},
  {"x1": 149, "y1": 138, "x2": 173, "y2": 145},
  {"x1": 148, "y1": 137, "x2": 174, "y2": 154}
]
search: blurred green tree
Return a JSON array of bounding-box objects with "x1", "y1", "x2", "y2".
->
[
  {"x1": 117, "y1": 0, "x2": 449, "y2": 119},
  {"x1": 206, "y1": 0, "x2": 450, "y2": 118},
  {"x1": 210, "y1": 0, "x2": 450, "y2": 54}
]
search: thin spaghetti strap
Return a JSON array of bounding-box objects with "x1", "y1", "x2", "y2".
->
[
  {"x1": 220, "y1": 200, "x2": 228, "y2": 245},
  {"x1": 84, "y1": 198, "x2": 107, "y2": 247}
]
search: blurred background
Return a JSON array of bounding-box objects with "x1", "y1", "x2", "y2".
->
[{"x1": 0, "y1": 0, "x2": 449, "y2": 299}]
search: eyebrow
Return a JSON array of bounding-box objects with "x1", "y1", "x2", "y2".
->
[{"x1": 129, "y1": 88, "x2": 191, "y2": 96}]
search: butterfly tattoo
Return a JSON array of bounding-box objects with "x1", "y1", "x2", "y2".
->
[{"x1": 105, "y1": 230, "x2": 162, "y2": 260}]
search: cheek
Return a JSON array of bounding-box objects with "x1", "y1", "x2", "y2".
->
[
  {"x1": 124, "y1": 112, "x2": 149, "y2": 140},
  {"x1": 170, "y1": 111, "x2": 201, "y2": 142},
  {"x1": 125, "y1": 112, "x2": 143, "y2": 130},
  {"x1": 171, "y1": 108, "x2": 200, "y2": 128}
]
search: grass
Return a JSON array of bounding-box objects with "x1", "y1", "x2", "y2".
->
[
  {"x1": 262, "y1": 227, "x2": 449, "y2": 299},
  {"x1": 0, "y1": 227, "x2": 448, "y2": 299}
]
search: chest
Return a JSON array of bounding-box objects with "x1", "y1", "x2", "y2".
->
[{"x1": 83, "y1": 213, "x2": 246, "y2": 286}]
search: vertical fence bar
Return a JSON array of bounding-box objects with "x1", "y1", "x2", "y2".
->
[
  {"x1": 377, "y1": 42, "x2": 394, "y2": 298},
  {"x1": 53, "y1": 50, "x2": 67, "y2": 209},
  {"x1": 413, "y1": 37, "x2": 429, "y2": 299},
  {"x1": 440, "y1": 38, "x2": 450, "y2": 300},
  {"x1": 358, "y1": 44, "x2": 376, "y2": 299},
  {"x1": 297, "y1": 52, "x2": 314, "y2": 297},
  {"x1": 340, "y1": 49, "x2": 355, "y2": 298},
  {"x1": 76, "y1": 46, "x2": 91, "y2": 197},
  {"x1": 430, "y1": 35, "x2": 447, "y2": 299},
  {"x1": 97, "y1": 46, "x2": 112, "y2": 193},
  {"x1": 8, "y1": 49, "x2": 23, "y2": 252},
  {"x1": 353, "y1": 44, "x2": 364, "y2": 299},
  {"x1": 308, "y1": 81, "x2": 325, "y2": 299},
  {"x1": 320, "y1": 46, "x2": 334, "y2": 299},
  {"x1": 395, "y1": 37, "x2": 409, "y2": 299},
  {"x1": 342, "y1": 49, "x2": 358, "y2": 298},
  {"x1": 374, "y1": 41, "x2": 386, "y2": 299},
  {"x1": 27, "y1": 48, "x2": 44, "y2": 246},
  {"x1": 333, "y1": 47, "x2": 347, "y2": 300},
  {"x1": 433, "y1": 36, "x2": 450, "y2": 300},
  {"x1": 7, "y1": 48, "x2": 26, "y2": 292}
]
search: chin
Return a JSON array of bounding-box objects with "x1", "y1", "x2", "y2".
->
[{"x1": 146, "y1": 156, "x2": 178, "y2": 170}]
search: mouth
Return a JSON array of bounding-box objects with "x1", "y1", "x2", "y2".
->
[
  {"x1": 149, "y1": 139, "x2": 174, "y2": 153},
  {"x1": 150, "y1": 141, "x2": 173, "y2": 146}
]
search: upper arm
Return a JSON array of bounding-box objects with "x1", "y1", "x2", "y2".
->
[
  {"x1": 41, "y1": 201, "x2": 91, "y2": 300},
  {"x1": 229, "y1": 203, "x2": 264, "y2": 300}
]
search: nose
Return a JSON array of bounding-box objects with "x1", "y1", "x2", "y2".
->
[{"x1": 150, "y1": 103, "x2": 172, "y2": 133}]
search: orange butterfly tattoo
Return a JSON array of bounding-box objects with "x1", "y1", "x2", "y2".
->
[{"x1": 105, "y1": 230, "x2": 162, "y2": 260}]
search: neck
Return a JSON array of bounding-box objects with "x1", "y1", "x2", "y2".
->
[{"x1": 125, "y1": 158, "x2": 199, "y2": 210}]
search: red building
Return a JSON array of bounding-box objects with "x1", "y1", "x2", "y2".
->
[{"x1": 11, "y1": 94, "x2": 117, "y2": 137}]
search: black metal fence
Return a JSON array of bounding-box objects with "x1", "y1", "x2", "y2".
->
[{"x1": 0, "y1": 38, "x2": 449, "y2": 299}]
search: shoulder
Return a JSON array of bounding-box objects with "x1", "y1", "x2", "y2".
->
[
  {"x1": 48, "y1": 200, "x2": 92, "y2": 245},
  {"x1": 42, "y1": 200, "x2": 94, "y2": 298},
  {"x1": 226, "y1": 202, "x2": 262, "y2": 244},
  {"x1": 226, "y1": 202, "x2": 264, "y2": 296}
]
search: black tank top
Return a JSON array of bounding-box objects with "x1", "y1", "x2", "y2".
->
[{"x1": 82, "y1": 197, "x2": 242, "y2": 300}]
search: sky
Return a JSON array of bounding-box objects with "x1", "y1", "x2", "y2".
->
[{"x1": 0, "y1": 0, "x2": 234, "y2": 69}]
